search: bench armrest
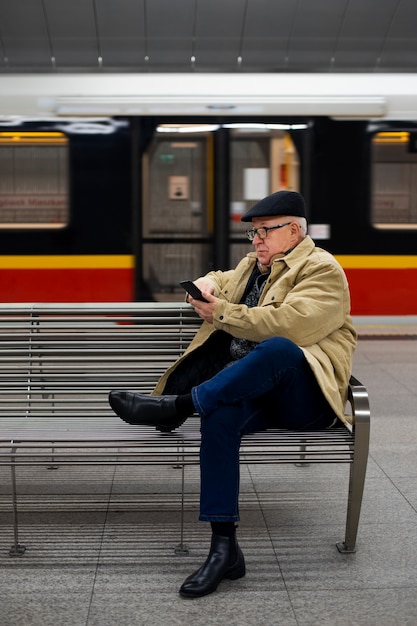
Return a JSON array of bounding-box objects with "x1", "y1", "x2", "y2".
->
[{"x1": 348, "y1": 375, "x2": 371, "y2": 430}]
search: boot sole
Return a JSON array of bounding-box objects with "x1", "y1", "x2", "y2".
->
[
  {"x1": 179, "y1": 562, "x2": 246, "y2": 598},
  {"x1": 156, "y1": 416, "x2": 187, "y2": 432},
  {"x1": 224, "y1": 562, "x2": 246, "y2": 580}
]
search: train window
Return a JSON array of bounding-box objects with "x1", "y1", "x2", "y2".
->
[
  {"x1": 229, "y1": 128, "x2": 300, "y2": 265},
  {"x1": 371, "y1": 131, "x2": 417, "y2": 229},
  {"x1": 143, "y1": 129, "x2": 208, "y2": 237},
  {"x1": 230, "y1": 129, "x2": 300, "y2": 231},
  {"x1": 0, "y1": 132, "x2": 69, "y2": 229}
]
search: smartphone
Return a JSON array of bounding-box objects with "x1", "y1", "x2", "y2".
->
[{"x1": 180, "y1": 280, "x2": 208, "y2": 302}]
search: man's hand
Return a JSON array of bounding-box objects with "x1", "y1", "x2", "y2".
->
[{"x1": 188, "y1": 290, "x2": 219, "y2": 323}]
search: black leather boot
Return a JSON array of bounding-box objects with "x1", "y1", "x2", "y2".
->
[
  {"x1": 108, "y1": 390, "x2": 186, "y2": 432},
  {"x1": 179, "y1": 534, "x2": 246, "y2": 598}
]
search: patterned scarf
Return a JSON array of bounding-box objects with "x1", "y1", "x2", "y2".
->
[{"x1": 229, "y1": 269, "x2": 270, "y2": 361}]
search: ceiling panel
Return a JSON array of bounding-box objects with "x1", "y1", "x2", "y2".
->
[
  {"x1": 0, "y1": 0, "x2": 50, "y2": 67},
  {"x1": 146, "y1": 0, "x2": 195, "y2": 67},
  {"x1": 43, "y1": 0, "x2": 98, "y2": 67},
  {"x1": 95, "y1": 0, "x2": 145, "y2": 68},
  {"x1": 241, "y1": 0, "x2": 292, "y2": 70},
  {"x1": 0, "y1": 0, "x2": 416, "y2": 73}
]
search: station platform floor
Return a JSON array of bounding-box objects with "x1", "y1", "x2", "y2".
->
[{"x1": 0, "y1": 320, "x2": 417, "y2": 625}]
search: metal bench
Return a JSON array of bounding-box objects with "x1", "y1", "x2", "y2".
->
[{"x1": 0, "y1": 302, "x2": 370, "y2": 557}]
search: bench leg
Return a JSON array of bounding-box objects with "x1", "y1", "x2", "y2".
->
[
  {"x1": 9, "y1": 452, "x2": 26, "y2": 557},
  {"x1": 336, "y1": 417, "x2": 370, "y2": 553},
  {"x1": 47, "y1": 445, "x2": 59, "y2": 471},
  {"x1": 174, "y1": 458, "x2": 189, "y2": 555},
  {"x1": 295, "y1": 441, "x2": 310, "y2": 467}
]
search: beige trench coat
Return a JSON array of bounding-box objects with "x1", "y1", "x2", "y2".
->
[{"x1": 154, "y1": 236, "x2": 357, "y2": 423}]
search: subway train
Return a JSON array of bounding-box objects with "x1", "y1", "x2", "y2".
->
[{"x1": 0, "y1": 114, "x2": 416, "y2": 315}]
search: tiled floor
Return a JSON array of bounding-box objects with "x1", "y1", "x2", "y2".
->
[{"x1": 1, "y1": 333, "x2": 417, "y2": 625}]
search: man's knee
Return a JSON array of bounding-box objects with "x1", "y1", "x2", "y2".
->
[
  {"x1": 261, "y1": 336, "x2": 296, "y2": 350},
  {"x1": 256, "y1": 336, "x2": 304, "y2": 365}
]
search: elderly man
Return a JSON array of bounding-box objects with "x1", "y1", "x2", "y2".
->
[{"x1": 109, "y1": 190, "x2": 357, "y2": 598}]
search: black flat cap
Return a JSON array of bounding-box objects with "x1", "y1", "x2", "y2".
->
[{"x1": 241, "y1": 190, "x2": 306, "y2": 222}]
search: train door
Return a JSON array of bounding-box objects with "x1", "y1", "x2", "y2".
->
[
  {"x1": 140, "y1": 122, "x2": 303, "y2": 301},
  {"x1": 141, "y1": 125, "x2": 213, "y2": 301}
]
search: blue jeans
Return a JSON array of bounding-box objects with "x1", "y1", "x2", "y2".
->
[{"x1": 191, "y1": 336, "x2": 337, "y2": 522}]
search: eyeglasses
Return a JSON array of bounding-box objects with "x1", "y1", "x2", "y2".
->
[{"x1": 246, "y1": 222, "x2": 292, "y2": 242}]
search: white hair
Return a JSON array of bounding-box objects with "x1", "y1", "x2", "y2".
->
[{"x1": 291, "y1": 216, "x2": 308, "y2": 237}]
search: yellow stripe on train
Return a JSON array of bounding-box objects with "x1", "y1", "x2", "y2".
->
[
  {"x1": 1, "y1": 254, "x2": 417, "y2": 271},
  {"x1": 0, "y1": 255, "x2": 135, "y2": 269},
  {"x1": 335, "y1": 255, "x2": 417, "y2": 269}
]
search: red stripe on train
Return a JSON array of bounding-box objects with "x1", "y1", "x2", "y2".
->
[
  {"x1": 0, "y1": 269, "x2": 134, "y2": 302},
  {"x1": 2, "y1": 267, "x2": 417, "y2": 314},
  {"x1": 346, "y1": 268, "x2": 417, "y2": 315}
]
